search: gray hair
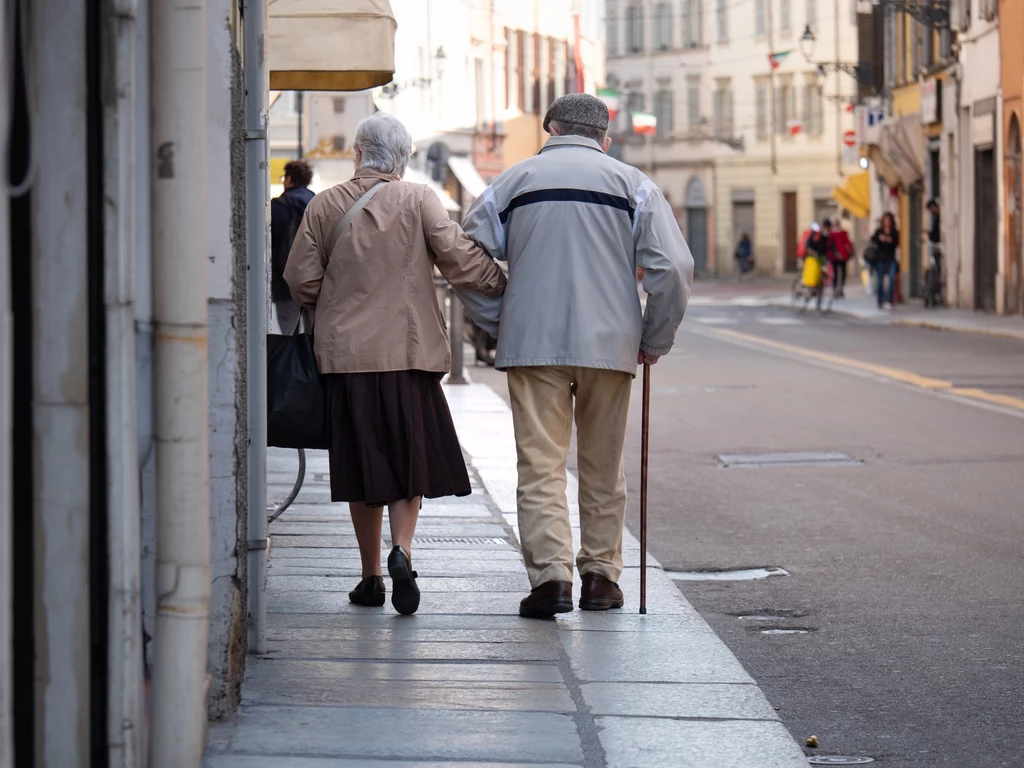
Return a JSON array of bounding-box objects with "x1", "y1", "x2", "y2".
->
[
  {"x1": 549, "y1": 120, "x2": 607, "y2": 144},
  {"x1": 353, "y1": 113, "x2": 413, "y2": 176}
]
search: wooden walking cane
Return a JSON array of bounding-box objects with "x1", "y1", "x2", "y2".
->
[{"x1": 640, "y1": 362, "x2": 651, "y2": 614}]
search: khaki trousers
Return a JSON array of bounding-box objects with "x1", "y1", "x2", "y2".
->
[{"x1": 507, "y1": 366, "x2": 632, "y2": 588}]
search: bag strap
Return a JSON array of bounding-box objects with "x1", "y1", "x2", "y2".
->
[{"x1": 325, "y1": 181, "x2": 387, "y2": 259}]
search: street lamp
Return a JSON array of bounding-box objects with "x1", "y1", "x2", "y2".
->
[
  {"x1": 799, "y1": 25, "x2": 871, "y2": 84},
  {"x1": 379, "y1": 47, "x2": 448, "y2": 99}
]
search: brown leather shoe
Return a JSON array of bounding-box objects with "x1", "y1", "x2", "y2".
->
[
  {"x1": 519, "y1": 580, "x2": 573, "y2": 618},
  {"x1": 579, "y1": 573, "x2": 624, "y2": 611}
]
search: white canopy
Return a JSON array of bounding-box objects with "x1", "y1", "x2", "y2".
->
[
  {"x1": 404, "y1": 167, "x2": 461, "y2": 214},
  {"x1": 447, "y1": 156, "x2": 489, "y2": 200},
  {"x1": 268, "y1": 0, "x2": 397, "y2": 91}
]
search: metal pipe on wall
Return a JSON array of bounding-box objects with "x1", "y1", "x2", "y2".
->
[
  {"x1": 0, "y1": 4, "x2": 12, "y2": 763},
  {"x1": 149, "y1": 0, "x2": 212, "y2": 763},
  {"x1": 103, "y1": 0, "x2": 144, "y2": 764},
  {"x1": 244, "y1": 0, "x2": 269, "y2": 655}
]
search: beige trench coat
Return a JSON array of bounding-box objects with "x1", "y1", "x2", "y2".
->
[{"x1": 284, "y1": 170, "x2": 506, "y2": 374}]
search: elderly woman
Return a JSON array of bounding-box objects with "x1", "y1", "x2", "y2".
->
[{"x1": 284, "y1": 113, "x2": 506, "y2": 615}]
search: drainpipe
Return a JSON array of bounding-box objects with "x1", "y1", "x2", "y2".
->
[
  {"x1": 243, "y1": 0, "x2": 269, "y2": 656},
  {"x1": 0, "y1": 5, "x2": 11, "y2": 764},
  {"x1": 104, "y1": 0, "x2": 144, "y2": 764},
  {"x1": 149, "y1": 0, "x2": 211, "y2": 764}
]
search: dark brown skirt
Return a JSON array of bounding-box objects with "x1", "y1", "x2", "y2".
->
[{"x1": 325, "y1": 370, "x2": 471, "y2": 505}]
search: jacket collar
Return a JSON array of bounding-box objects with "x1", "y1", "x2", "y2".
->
[
  {"x1": 539, "y1": 135, "x2": 606, "y2": 154},
  {"x1": 353, "y1": 168, "x2": 401, "y2": 182}
]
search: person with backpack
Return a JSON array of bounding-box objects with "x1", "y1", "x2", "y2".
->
[
  {"x1": 826, "y1": 216, "x2": 854, "y2": 299},
  {"x1": 272, "y1": 159, "x2": 316, "y2": 333}
]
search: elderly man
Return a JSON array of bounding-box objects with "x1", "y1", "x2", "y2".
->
[{"x1": 459, "y1": 93, "x2": 694, "y2": 618}]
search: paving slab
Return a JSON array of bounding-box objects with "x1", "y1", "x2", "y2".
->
[
  {"x1": 270, "y1": 548, "x2": 525, "y2": 562},
  {"x1": 219, "y1": 706, "x2": 584, "y2": 763},
  {"x1": 267, "y1": 590, "x2": 527, "y2": 616},
  {"x1": 264, "y1": 638, "x2": 559, "y2": 662},
  {"x1": 266, "y1": 627, "x2": 553, "y2": 644},
  {"x1": 266, "y1": 612, "x2": 546, "y2": 631},
  {"x1": 267, "y1": 575, "x2": 531, "y2": 593},
  {"x1": 559, "y1": 619, "x2": 753, "y2": 683},
  {"x1": 242, "y1": 659, "x2": 564, "y2": 684},
  {"x1": 267, "y1": 558, "x2": 527, "y2": 577},
  {"x1": 581, "y1": 682, "x2": 779, "y2": 720},
  {"x1": 207, "y1": 757, "x2": 580, "y2": 768},
  {"x1": 596, "y1": 717, "x2": 808, "y2": 768},
  {"x1": 242, "y1": 666, "x2": 573, "y2": 711}
]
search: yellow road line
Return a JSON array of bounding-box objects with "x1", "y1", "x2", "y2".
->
[{"x1": 706, "y1": 327, "x2": 1024, "y2": 413}]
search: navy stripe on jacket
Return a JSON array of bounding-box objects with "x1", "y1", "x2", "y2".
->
[{"x1": 498, "y1": 188, "x2": 635, "y2": 225}]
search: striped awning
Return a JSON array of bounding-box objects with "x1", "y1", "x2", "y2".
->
[{"x1": 268, "y1": 0, "x2": 396, "y2": 91}]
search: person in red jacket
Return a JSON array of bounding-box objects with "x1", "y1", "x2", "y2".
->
[{"x1": 826, "y1": 216, "x2": 854, "y2": 299}]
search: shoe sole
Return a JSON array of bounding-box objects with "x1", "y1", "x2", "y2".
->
[
  {"x1": 519, "y1": 598, "x2": 574, "y2": 619},
  {"x1": 388, "y1": 552, "x2": 420, "y2": 616},
  {"x1": 578, "y1": 598, "x2": 624, "y2": 611},
  {"x1": 349, "y1": 594, "x2": 386, "y2": 607}
]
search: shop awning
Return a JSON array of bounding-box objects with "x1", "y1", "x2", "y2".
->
[
  {"x1": 831, "y1": 172, "x2": 870, "y2": 219},
  {"x1": 875, "y1": 113, "x2": 927, "y2": 189},
  {"x1": 404, "y1": 167, "x2": 461, "y2": 213},
  {"x1": 447, "y1": 156, "x2": 488, "y2": 200},
  {"x1": 268, "y1": 0, "x2": 397, "y2": 91}
]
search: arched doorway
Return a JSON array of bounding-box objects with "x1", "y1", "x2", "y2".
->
[
  {"x1": 685, "y1": 177, "x2": 709, "y2": 275},
  {"x1": 1008, "y1": 115, "x2": 1022, "y2": 315}
]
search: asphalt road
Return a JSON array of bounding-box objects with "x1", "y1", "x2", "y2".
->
[{"x1": 470, "y1": 296, "x2": 1024, "y2": 767}]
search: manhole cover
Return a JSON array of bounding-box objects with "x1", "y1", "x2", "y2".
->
[
  {"x1": 666, "y1": 566, "x2": 789, "y2": 581},
  {"x1": 413, "y1": 536, "x2": 511, "y2": 547},
  {"x1": 808, "y1": 758, "x2": 874, "y2": 765},
  {"x1": 717, "y1": 451, "x2": 861, "y2": 468}
]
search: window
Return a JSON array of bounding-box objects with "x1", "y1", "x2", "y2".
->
[
  {"x1": 506, "y1": 28, "x2": 520, "y2": 111},
  {"x1": 655, "y1": 3, "x2": 672, "y2": 50},
  {"x1": 475, "y1": 58, "x2": 485, "y2": 127},
  {"x1": 717, "y1": 0, "x2": 729, "y2": 42},
  {"x1": 780, "y1": 0, "x2": 791, "y2": 34},
  {"x1": 922, "y1": 22, "x2": 934, "y2": 69},
  {"x1": 806, "y1": 0, "x2": 817, "y2": 29},
  {"x1": 523, "y1": 33, "x2": 536, "y2": 113},
  {"x1": 980, "y1": 0, "x2": 997, "y2": 22},
  {"x1": 713, "y1": 80, "x2": 734, "y2": 137},
  {"x1": 912, "y1": 20, "x2": 920, "y2": 75},
  {"x1": 332, "y1": 97, "x2": 346, "y2": 114},
  {"x1": 802, "y1": 77, "x2": 823, "y2": 135},
  {"x1": 775, "y1": 77, "x2": 795, "y2": 134},
  {"x1": 606, "y1": 2, "x2": 618, "y2": 57},
  {"x1": 755, "y1": 0, "x2": 766, "y2": 36},
  {"x1": 684, "y1": 0, "x2": 702, "y2": 48},
  {"x1": 553, "y1": 41, "x2": 568, "y2": 99},
  {"x1": 625, "y1": 90, "x2": 645, "y2": 133},
  {"x1": 755, "y1": 79, "x2": 768, "y2": 138},
  {"x1": 332, "y1": 135, "x2": 346, "y2": 151},
  {"x1": 626, "y1": 4, "x2": 644, "y2": 53},
  {"x1": 655, "y1": 87, "x2": 674, "y2": 137},
  {"x1": 687, "y1": 76, "x2": 701, "y2": 130},
  {"x1": 539, "y1": 35, "x2": 551, "y2": 114}
]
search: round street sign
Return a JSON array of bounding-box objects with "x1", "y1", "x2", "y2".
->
[{"x1": 843, "y1": 130, "x2": 857, "y2": 148}]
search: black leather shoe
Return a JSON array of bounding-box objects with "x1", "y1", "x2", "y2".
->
[
  {"x1": 519, "y1": 581, "x2": 574, "y2": 618},
  {"x1": 348, "y1": 575, "x2": 385, "y2": 607},
  {"x1": 387, "y1": 546, "x2": 420, "y2": 615},
  {"x1": 579, "y1": 573, "x2": 624, "y2": 611}
]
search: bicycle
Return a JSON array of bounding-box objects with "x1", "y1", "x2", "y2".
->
[{"x1": 790, "y1": 257, "x2": 835, "y2": 314}]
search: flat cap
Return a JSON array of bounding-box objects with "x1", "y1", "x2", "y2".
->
[{"x1": 543, "y1": 93, "x2": 610, "y2": 134}]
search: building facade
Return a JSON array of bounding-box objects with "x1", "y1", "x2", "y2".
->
[{"x1": 999, "y1": 0, "x2": 1022, "y2": 314}]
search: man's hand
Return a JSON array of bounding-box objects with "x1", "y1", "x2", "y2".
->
[{"x1": 638, "y1": 351, "x2": 660, "y2": 366}]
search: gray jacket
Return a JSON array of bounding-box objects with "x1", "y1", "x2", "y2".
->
[{"x1": 458, "y1": 135, "x2": 694, "y2": 374}]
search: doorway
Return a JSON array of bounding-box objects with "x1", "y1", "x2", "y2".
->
[
  {"x1": 1008, "y1": 116, "x2": 1022, "y2": 315},
  {"x1": 783, "y1": 192, "x2": 798, "y2": 271},
  {"x1": 908, "y1": 184, "x2": 922, "y2": 299},
  {"x1": 975, "y1": 147, "x2": 998, "y2": 312},
  {"x1": 732, "y1": 198, "x2": 756, "y2": 270},
  {"x1": 685, "y1": 177, "x2": 709, "y2": 274}
]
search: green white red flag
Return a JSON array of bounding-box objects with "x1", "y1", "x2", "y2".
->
[
  {"x1": 631, "y1": 111, "x2": 657, "y2": 136},
  {"x1": 597, "y1": 88, "x2": 620, "y2": 121}
]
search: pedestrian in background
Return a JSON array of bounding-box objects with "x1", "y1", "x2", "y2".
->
[
  {"x1": 827, "y1": 216, "x2": 854, "y2": 299},
  {"x1": 458, "y1": 93, "x2": 694, "y2": 619},
  {"x1": 271, "y1": 159, "x2": 316, "y2": 333},
  {"x1": 734, "y1": 232, "x2": 754, "y2": 278},
  {"x1": 284, "y1": 113, "x2": 507, "y2": 615},
  {"x1": 871, "y1": 212, "x2": 900, "y2": 310}
]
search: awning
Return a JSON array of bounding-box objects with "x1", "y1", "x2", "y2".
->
[
  {"x1": 404, "y1": 167, "x2": 461, "y2": 213},
  {"x1": 875, "y1": 113, "x2": 927, "y2": 189},
  {"x1": 831, "y1": 172, "x2": 870, "y2": 219},
  {"x1": 268, "y1": 0, "x2": 397, "y2": 91},
  {"x1": 447, "y1": 156, "x2": 488, "y2": 200}
]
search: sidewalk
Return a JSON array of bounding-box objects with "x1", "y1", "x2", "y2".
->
[
  {"x1": 205, "y1": 383, "x2": 808, "y2": 767},
  {"x1": 769, "y1": 283, "x2": 1024, "y2": 341}
]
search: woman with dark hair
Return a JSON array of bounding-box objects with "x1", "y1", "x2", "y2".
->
[{"x1": 871, "y1": 212, "x2": 900, "y2": 309}]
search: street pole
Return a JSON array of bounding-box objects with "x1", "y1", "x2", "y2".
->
[
  {"x1": 448, "y1": 288, "x2": 467, "y2": 384},
  {"x1": 767, "y1": 0, "x2": 778, "y2": 175},
  {"x1": 243, "y1": 0, "x2": 268, "y2": 655},
  {"x1": 297, "y1": 90, "x2": 303, "y2": 158}
]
